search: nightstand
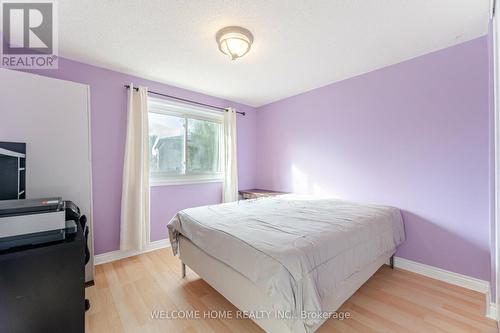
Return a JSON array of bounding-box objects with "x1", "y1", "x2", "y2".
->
[{"x1": 238, "y1": 189, "x2": 288, "y2": 200}]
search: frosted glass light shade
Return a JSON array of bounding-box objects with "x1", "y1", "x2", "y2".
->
[{"x1": 216, "y1": 26, "x2": 253, "y2": 60}]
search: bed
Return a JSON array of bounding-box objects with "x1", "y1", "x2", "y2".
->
[{"x1": 167, "y1": 195, "x2": 405, "y2": 333}]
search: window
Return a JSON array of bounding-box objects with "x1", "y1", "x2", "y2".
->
[{"x1": 148, "y1": 97, "x2": 224, "y2": 185}]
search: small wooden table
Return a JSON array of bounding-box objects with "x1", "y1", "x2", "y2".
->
[{"x1": 238, "y1": 189, "x2": 288, "y2": 200}]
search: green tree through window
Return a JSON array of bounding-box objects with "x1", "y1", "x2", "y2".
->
[{"x1": 187, "y1": 119, "x2": 221, "y2": 173}]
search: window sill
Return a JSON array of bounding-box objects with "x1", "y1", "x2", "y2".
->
[{"x1": 150, "y1": 178, "x2": 224, "y2": 187}]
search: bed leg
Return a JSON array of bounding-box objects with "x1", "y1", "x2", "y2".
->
[
  {"x1": 181, "y1": 262, "x2": 186, "y2": 278},
  {"x1": 389, "y1": 255, "x2": 394, "y2": 269}
]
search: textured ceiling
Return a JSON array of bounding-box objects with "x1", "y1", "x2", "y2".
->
[{"x1": 58, "y1": 0, "x2": 491, "y2": 107}]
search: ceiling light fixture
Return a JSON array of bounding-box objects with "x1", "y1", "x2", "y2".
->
[{"x1": 216, "y1": 26, "x2": 253, "y2": 60}]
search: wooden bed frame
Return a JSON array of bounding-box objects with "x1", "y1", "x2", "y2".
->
[{"x1": 178, "y1": 235, "x2": 395, "y2": 333}]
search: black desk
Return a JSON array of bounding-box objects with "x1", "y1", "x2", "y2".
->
[{"x1": 0, "y1": 224, "x2": 85, "y2": 333}]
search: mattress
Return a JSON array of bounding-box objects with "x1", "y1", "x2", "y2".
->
[{"x1": 167, "y1": 195, "x2": 405, "y2": 332}]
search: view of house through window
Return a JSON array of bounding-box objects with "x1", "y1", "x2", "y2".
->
[{"x1": 148, "y1": 98, "x2": 223, "y2": 185}]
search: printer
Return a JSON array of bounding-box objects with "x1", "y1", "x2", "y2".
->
[{"x1": 0, "y1": 197, "x2": 79, "y2": 251}]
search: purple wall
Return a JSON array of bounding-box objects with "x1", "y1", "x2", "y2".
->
[
  {"x1": 255, "y1": 37, "x2": 491, "y2": 281},
  {"x1": 22, "y1": 58, "x2": 257, "y2": 254},
  {"x1": 10, "y1": 35, "x2": 492, "y2": 283},
  {"x1": 150, "y1": 183, "x2": 223, "y2": 242},
  {"x1": 487, "y1": 23, "x2": 496, "y2": 297}
]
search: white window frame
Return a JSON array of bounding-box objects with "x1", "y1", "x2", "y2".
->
[{"x1": 148, "y1": 97, "x2": 224, "y2": 186}]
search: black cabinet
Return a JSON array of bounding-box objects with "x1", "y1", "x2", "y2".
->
[{"x1": 0, "y1": 223, "x2": 85, "y2": 333}]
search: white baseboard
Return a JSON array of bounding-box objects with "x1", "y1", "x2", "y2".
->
[
  {"x1": 94, "y1": 239, "x2": 171, "y2": 265},
  {"x1": 394, "y1": 257, "x2": 489, "y2": 293},
  {"x1": 394, "y1": 256, "x2": 496, "y2": 320},
  {"x1": 487, "y1": 302, "x2": 497, "y2": 320}
]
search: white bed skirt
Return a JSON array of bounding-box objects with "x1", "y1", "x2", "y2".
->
[{"x1": 179, "y1": 235, "x2": 394, "y2": 333}]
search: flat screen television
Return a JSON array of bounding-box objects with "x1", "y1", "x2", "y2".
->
[{"x1": 0, "y1": 142, "x2": 26, "y2": 200}]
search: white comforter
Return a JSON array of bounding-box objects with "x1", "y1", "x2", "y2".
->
[{"x1": 167, "y1": 195, "x2": 405, "y2": 332}]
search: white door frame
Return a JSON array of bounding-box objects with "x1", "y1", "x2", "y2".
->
[{"x1": 492, "y1": 0, "x2": 500, "y2": 322}]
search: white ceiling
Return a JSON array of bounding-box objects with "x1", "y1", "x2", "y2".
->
[{"x1": 58, "y1": 0, "x2": 491, "y2": 107}]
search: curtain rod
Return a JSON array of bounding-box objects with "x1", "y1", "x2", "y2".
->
[{"x1": 124, "y1": 85, "x2": 246, "y2": 116}]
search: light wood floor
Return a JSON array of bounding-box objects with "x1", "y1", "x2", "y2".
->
[{"x1": 85, "y1": 249, "x2": 498, "y2": 333}]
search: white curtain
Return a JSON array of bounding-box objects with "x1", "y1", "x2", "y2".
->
[
  {"x1": 120, "y1": 84, "x2": 150, "y2": 251},
  {"x1": 223, "y1": 107, "x2": 239, "y2": 202}
]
